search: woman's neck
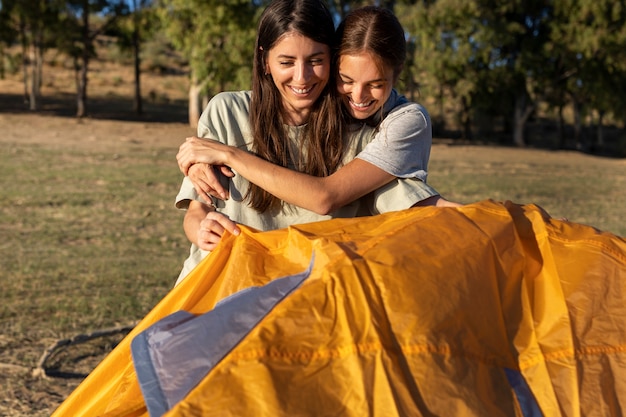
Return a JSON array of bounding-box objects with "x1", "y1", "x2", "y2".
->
[{"x1": 282, "y1": 107, "x2": 311, "y2": 126}]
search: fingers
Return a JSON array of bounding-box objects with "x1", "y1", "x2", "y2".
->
[
  {"x1": 187, "y1": 164, "x2": 215, "y2": 199},
  {"x1": 196, "y1": 211, "x2": 241, "y2": 251},
  {"x1": 176, "y1": 147, "x2": 192, "y2": 175},
  {"x1": 188, "y1": 164, "x2": 229, "y2": 200},
  {"x1": 196, "y1": 228, "x2": 222, "y2": 251},
  {"x1": 218, "y1": 165, "x2": 235, "y2": 178},
  {"x1": 193, "y1": 178, "x2": 215, "y2": 204},
  {"x1": 211, "y1": 211, "x2": 241, "y2": 236}
]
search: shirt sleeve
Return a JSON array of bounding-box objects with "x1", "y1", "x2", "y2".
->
[
  {"x1": 175, "y1": 92, "x2": 249, "y2": 210},
  {"x1": 175, "y1": 176, "x2": 201, "y2": 210},
  {"x1": 356, "y1": 103, "x2": 432, "y2": 182},
  {"x1": 367, "y1": 178, "x2": 440, "y2": 215}
]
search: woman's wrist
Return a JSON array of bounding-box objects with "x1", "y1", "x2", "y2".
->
[{"x1": 224, "y1": 146, "x2": 243, "y2": 169}]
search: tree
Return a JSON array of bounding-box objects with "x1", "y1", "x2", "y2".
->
[
  {"x1": 398, "y1": 0, "x2": 487, "y2": 140},
  {"x1": 477, "y1": 1, "x2": 556, "y2": 146},
  {"x1": 401, "y1": 0, "x2": 557, "y2": 146},
  {"x1": 157, "y1": 0, "x2": 258, "y2": 127},
  {"x1": 0, "y1": 0, "x2": 20, "y2": 79},
  {"x1": 1, "y1": 0, "x2": 64, "y2": 110},
  {"x1": 550, "y1": 0, "x2": 626, "y2": 151},
  {"x1": 115, "y1": 0, "x2": 157, "y2": 116},
  {"x1": 61, "y1": 0, "x2": 128, "y2": 117}
]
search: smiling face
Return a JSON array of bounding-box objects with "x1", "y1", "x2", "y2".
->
[
  {"x1": 336, "y1": 52, "x2": 394, "y2": 121},
  {"x1": 265, "y1": 32, "x2": 331, "y2": 126}
]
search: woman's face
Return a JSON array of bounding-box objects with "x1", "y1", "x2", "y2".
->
[
  {"x1": 336, "y1": 52, "x2": 394, "y2": 120},
  {"x1": 265, "y1": 32, "x2": 331, "y2": 125}
]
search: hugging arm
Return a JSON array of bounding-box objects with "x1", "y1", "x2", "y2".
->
[{"x1": 177, "y1": 136, "x2": 396, "y2": 215}]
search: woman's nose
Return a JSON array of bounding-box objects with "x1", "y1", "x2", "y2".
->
[
  {"x1": 351, "y1": 85, "x2": 365, "y2": 102},
  {"x1": 293, "y1": 63, "x2": 312, "y2": 83}
]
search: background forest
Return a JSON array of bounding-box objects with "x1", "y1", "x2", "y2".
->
[{"x1": 1, "y1": 0, "x2": 626, "y2": 156}]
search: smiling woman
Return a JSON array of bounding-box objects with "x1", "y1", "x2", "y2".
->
[
  {"x1": 264, "y1": 33, "x2": 331, "y2": 125},
  {"x1": 336, "y1": 52, "x2": 394, "y2": 120},
  {"x1": 334, "y1": 6, "x2": 406, "y2": 122}
]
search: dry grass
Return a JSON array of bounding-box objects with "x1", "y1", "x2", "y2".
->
[
  {"x1": 0, "y1": 111, "x2": 194, "y2": 416},
  {"x1": 427, "y1": 143, "x2": 626, "y2": 236}
]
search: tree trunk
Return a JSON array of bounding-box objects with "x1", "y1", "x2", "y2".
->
[
  {"x1": 29, "y1": 34, "x2": 43, "y2": 111},
  {"x1": 512, "y1": 93, "x2": 533, "y2": 147},
  {"x1": 76, "y1": 63, "x2": 87, "y2": 117},
  {"x1": 557, "y1": 105, "x2": 565, "y2": 149},
  {"x1": 0, "y1": 44, "x2": 5, "y2": 79},
  {"x1": 438, "y1": 85, "x2": 445, "y2": 131},
  {"x1": 461, "y1": 95, "x2": 472, "y2": 140},
  {"x1": 19, "y1": 15, "x2": 29, "y2": 106},
  {"x1": 76, "y1": 0, "x2": 90, "y2": 118},
  {"x1": 573, "y1": 99, "x2": 582, "y2": 150},
  {"x1": 595, "y1": 111, "x2": 604, "y2": 150},
  {"x1": 188, "y1": 81, "x2": 202, "y2": 129},
  {"x1": 132, "y1": 0, "x2": 142, "y2": 115}
]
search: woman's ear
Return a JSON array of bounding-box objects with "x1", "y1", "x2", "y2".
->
[{"x1": 260, "y1": 47, "x2": 270, "y2": 76}]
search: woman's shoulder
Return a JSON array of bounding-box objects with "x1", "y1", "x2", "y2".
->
[
  {"x1": 200, "y1": 91, "x2": 252, "y2": 129},
  {"x1": 383, "y1": 102, "x2": 430, "y2": 132},
  {"x1": 383, "y1": 90, "x2": 429, "y2": 123},
  {"x1": 208, "y1": 91, "x2": 252, "y2": 111},
  {"x1": 198, "y1": 91, "x2": 253, "y2": 138}
]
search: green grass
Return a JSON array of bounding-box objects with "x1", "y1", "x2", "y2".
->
[
  {"x1": 427, "y1": 145, "x2": 626, "y2": 236},
  {"x1": 0, "y1": 143, "x2": 188, "y2": 340}
]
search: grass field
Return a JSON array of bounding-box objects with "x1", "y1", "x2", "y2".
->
[
  {"x1": 0, "y1": 111, "x2": 625, "y2": 415},
  {"x1": 427, "y1": 143, "x2": 626, "y2": 235}
]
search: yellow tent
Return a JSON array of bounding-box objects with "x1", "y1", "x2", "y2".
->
[{"x1": 52, "y1": 200, "x2": 626, "y2": 416}]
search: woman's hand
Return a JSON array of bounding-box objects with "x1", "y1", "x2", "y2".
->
[
  {"x1": 187, "y1": 163, "x2": 232, "y2": 201},
  {"x1": 196, "y1": 210, "x2": 240, "y2": 251},
  {"x1": 412, "y1": 195, "x2": 463, "y2": 208},
  {"x1": 177, "y1": 136, "x2": 232, "y2": 175}
]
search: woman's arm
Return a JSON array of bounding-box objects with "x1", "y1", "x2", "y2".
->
[{"x1": 177, "y1": 136, "x2": 395, "y2": 215}]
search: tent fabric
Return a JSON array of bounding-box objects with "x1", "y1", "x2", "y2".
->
[
  {"x1": 51, "y1": 200, "x2": 626, "y2": 417},
  {"x1": 131, "y1": 263, "x2": 313, "y2": 416}
]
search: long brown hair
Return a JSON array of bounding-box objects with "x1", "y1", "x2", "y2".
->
[
  {"x1": 248, "y1": 0, "x2": 344, "y2": 212},
  {"x1": 336, "y1": 6, "x2": 406, "y2": 83},
  {"x1": 335, "y1": 6, "x2": 406, "y2": 125}
]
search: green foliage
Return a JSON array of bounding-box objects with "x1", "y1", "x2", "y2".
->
[
  {"x1": 398, "y1": 0, "x2": 486, "y2": 137},
  {"x1": 397, "y1": 0, "x2": 626, "y2": 149},
  {"x1": 550, "y1": 0, "x2": 626, "y2": 124},
  {"x1": 157, "y1": 0, "x2": 258, "y2": 97}
]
